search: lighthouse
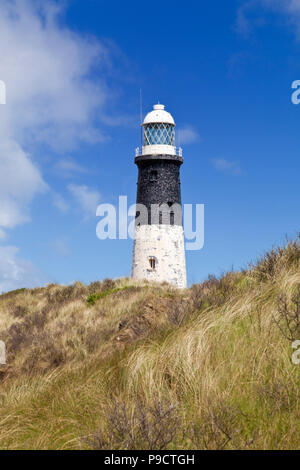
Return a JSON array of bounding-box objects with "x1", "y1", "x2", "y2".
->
[{"x1": 131, "y1": 103, "x2": 187, "y2": 288}]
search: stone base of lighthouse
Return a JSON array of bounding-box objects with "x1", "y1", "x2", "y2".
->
[{"x1": 132, "y1": 224, "x2": 187, "y2": 289}]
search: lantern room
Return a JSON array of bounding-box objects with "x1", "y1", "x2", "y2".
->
[{"x1": 140, "y1": 104, "x2": 179, "y2": 156}]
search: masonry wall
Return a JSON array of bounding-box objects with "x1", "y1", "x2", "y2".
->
[{"x1": 132, "y1": 224, "x2": 187, "y2": 289}]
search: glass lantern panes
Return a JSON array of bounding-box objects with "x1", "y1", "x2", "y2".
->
[{"x1": 144, "y1": 123, "x2": 175, "y2": 146}]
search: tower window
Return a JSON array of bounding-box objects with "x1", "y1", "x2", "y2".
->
[
  {"x1": 149, "y1": 256, "x2": 156, "y2": 270},
  {"x1": 150, "y1": 170, "x2": 158, "y2": 182},
  {"x1": 135, "y1": 210, "x2": 141, "y2": 226},
  {"x1": 170, "y1": 211, "x2": 175, "y2": 225}
]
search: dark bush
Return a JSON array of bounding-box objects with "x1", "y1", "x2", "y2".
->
[
  {"x1": 274, "y1": 285, "x2": 300, "y2": 341},
  {"x1": 251, "y1": 238, "x2": 300, "y2": 282},
  {"x1": 86, "y1": 399, "x2": 179, "y2": 450},
  {"x1": 11, "y1": 305, "x2": 28, "y2": 318},
  {"x1": 191, "y1": 403, "x2": 248, "y2": 450},
  {"x1": 101, "y1": 278, "x2": 116, "y2": 291}
]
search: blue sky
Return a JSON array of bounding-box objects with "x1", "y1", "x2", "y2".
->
[{"x1": 1, "y1": 0, "x2": 300, "y2": 291}]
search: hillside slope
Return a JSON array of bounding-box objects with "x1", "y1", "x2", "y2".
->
[{"x1": 0, "y1": 241, "x2": 299, "y2": 450}]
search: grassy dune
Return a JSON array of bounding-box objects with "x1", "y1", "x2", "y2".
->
[{"x1": 0, "y1": 241, "x2": 300, "y2": 449}]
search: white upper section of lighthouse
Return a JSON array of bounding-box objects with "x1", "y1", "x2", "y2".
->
[
  {"x1": 137, "y1": 103, "x2": 182, "y2": 157},
  {"x1": 143, "y1": 104, "x2": 175, "y2": 126}
]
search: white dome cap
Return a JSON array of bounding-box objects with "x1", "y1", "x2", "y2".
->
[{"x1": 143, "y1": 103, "x2": 175, "y2": 126}]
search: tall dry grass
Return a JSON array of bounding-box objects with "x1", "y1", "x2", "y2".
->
[{"x1": 0, "y1": 241, "x2": 299, "y2": 449}]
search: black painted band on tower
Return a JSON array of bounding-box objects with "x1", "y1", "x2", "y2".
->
[{"x1": 135, "y1": 153, "x2": 183, "y2": 226}]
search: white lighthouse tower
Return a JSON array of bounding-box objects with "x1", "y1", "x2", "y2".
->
[{"x1": 131, "y1": 103, "x2": 187, "y2": 288}]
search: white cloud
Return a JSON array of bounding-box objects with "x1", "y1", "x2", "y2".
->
[
  {"x1": 0, "y1": 246, "x2": 50, "y2": 293},
  {"x1": 235, "y1": 0, "x2": 300, "y2": 39},
  {"x1": 0, "y1": 0, "x2": 115, "y2": 291},
  {"x1": 177, "y1": 126, "x2": 200, "y2": 145},
  {"x1": 55, "y1": 158, "x2": 89, "y2": 177},
  {"x1": 0, "y1": 0, "x2": 111, "y2": 234},
  {"x1": 262, "y1": 0, "x2": 300, "y2": 14},
  {"x1": 0, "y1": 0, "x2": 109, "y2": 150},
  {"x1": 264, "y1": 0, "x2": 300, "y2": 37},
  {"x1": 0, "y1": 139, "x2": 47, "y2": 232},
  {"x1": 212, "y1": 158, "x2": 243, "y2": 176},
  {"x1": 68, "y1": 183, "x2": 101, "y2": 219},
  {"x1": 53, "y1": 193, "x2": 69, "y2": 213},
  {"x1": 235, "y1": 1, "x2": 255, "y2": 37}
]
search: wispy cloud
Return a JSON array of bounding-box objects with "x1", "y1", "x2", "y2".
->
[
  {"x1": 235, "y1": 1, "x2": 257, "y2": 38},
  {"x1": 0, "y1": 139, "x2": 47, "y2": 233},
  {"x1": 235, "y1": 0, "x2": 300, "y2": 39},
  {"x1": 0, "y1": 246, "x2": 50, "y2": 294},
  {"x1": 177, "y1": 126, "x2": 200, "y2": 145},
  {"x1": 212, "y1": 158, "x2": 243, "y2": 176},
  {"x1": 54, "y1": 158, "x2": 89, "y2": 178},
  {"x1": 53, "y1": 193, "x2": 69, "y2": 213},
  {"x1": 68, "y1": 184, "x2": 101, "y2": 219}
]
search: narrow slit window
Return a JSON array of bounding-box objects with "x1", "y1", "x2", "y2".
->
[
  {"x1": 150, "y1": 170, "x2": 158, "y2": 182},
  {"x1": 149, "y1": 257, "x2": 156, "y2": 270},
  {"x1": 135, "y1": 210, "x2": 141, "y2": 226},
  {"x1": 170, "y1": 211, "x2": 175, "y2": 225}
]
